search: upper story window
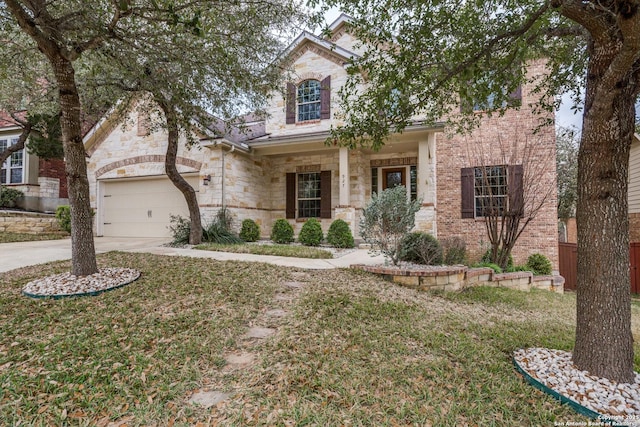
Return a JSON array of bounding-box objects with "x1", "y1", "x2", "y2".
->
[
  {"x1": 0, "y1": 136, "x2": 24, "y2": 184},
  {"x1": 286, "y1": 76, "x2": 331, "y2": 124},
  {"x1": 297, "y1": 80, "x2": 322, "y2": 122}
]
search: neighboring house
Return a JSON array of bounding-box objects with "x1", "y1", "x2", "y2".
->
[
  {"x1": 0, "y1": 112, "x2": 68, "y2": 212},
  {"x1": 83, "y1": 14, "x2": 558, "y2": 266},
  {"x1": 629, "y1": 133, "x2": 640, "y2": 242}
]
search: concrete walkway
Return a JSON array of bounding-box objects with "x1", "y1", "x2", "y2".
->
[{"x1": 0, "y1": 237, "x2": 384, "y2": 273}]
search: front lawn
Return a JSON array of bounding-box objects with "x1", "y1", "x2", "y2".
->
[
  {"x1": 195, "y1": 242, "x2": 333, "y2": 259},
  {"x1": 2, "y1": 253, "x2": 637, "y2": 425},
  {"x1": 0, "y1": 232, "x2": 68, "y2": 243}
]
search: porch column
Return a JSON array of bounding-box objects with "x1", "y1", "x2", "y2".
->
[
  {"x1": 417, "y1": 132, "x2": 437, "y2": 236},
  {"x1": 339, "y1": 147, "x2": 350, "y2": 206},
  {"x1": 418, "y1": 132, "x2": 436, "y2": 205}
]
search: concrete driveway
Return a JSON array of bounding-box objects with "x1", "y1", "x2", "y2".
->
[
  {"x1": 0, "y1": 237, "x2": 168, "y2": 273},
  {"x1": 0, "y1": 237, "x2": 384, "y2": 273}
]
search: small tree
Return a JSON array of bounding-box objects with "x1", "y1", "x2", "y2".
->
[{"x1": 359, "y1": 185, "x2": 421, "y2": 265}]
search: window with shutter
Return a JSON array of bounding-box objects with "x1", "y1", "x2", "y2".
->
[
  {"x1": 285, "y1": 76, "x2": 331, "y2": 124},
  {"x1": 461, "y1": 164, "x2": 523, "y2": 218},
  {"x1": 285, "y1": 171, "x2": 332, "y2": 219}
]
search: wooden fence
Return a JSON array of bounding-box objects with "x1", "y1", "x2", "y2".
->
[{"x1": 559, "y1": 242, "x2": 640, "y2": 293}]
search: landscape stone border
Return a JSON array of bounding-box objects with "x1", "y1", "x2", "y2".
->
[
  {"x1": 350, "y1": 264, "x2": 564, "y2": 293},
  {"x1": 22, "y1": 268, "x2": 141, "y2": 300},
  {"x1": 512, "y1": 355, "x2": 604, "y2": 422}
]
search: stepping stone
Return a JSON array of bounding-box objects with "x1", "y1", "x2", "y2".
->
[
  {"x1": 290, "y1": 272, "x2": 310, "y2": 279},
  {"x1": 274, "y1": 293, "x2": 294, "y2": 302},
  {"x1": 188, "y1": 390, "x2": 231, "y2": 408},
  {"x1": 243, "y1": 327, "x2": 276, "y2": 339},
  {"x1": 223, "y1": 352, "x2": 255, "y2": 371},
  {"x1": 282, "y1": 281, "x2": 306, "y2": 289},
  {"x1": 265, "y1": 309, "x2": 287, "y2": 317}
]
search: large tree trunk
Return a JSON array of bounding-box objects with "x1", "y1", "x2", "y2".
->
[
  {"x1": 572, "y1": 41, "x2": 636, "y2": 383},
  {"x1": 53, "y1": 58, "x2": 98, "y2": 276},
  {"x1": 158, "y1": 101, "x2": 202, "y2": 245}
]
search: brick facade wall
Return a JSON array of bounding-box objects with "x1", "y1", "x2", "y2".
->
[
  {"x1": 39, "y1": 158, "x2": 67, "y2": 198},
  {"x1": 435, "y1": 60, "x2": 559, "y2": 268}
]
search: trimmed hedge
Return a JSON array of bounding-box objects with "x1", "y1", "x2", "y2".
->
[
  {"x1": 239, "y1": 219, "x2": 260, "y2": 242},
  {"x1": 326, "y1": 219, "x2": 354, "y2": 248},
  {"x1": 298, "y1": 218, "x2": 323, "y2": 246},
  {"x1": 271, "y1": 218, "x2": 294, "y2": 244}
]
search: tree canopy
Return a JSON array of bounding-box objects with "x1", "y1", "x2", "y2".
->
[
  {"x1": 0, "y1": 0, "x2": 307, "y2": 273},
  {"x1": 315, "y1": 0, "x2": 640, "y2": 383}
]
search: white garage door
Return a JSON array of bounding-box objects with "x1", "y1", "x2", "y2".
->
[{"x1": 102, "y1": 175, "x2": 199, "y2": 238}]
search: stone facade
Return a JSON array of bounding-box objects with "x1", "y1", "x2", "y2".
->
[
  {"x1": 82, "y1": 14, "x2": 559, "y2": 267},
  {"x1": 0, "y1": 211, "x2": 62, "y2": 234}
]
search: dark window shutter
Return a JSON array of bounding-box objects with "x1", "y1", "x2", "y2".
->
[
  {"x1": 286, "y1": 83, "x2": 296, "y2": 124},
  {"x1": 320, "y1": 170, "x2": 332, "y2": 218},
  {"x1": 461, "y1": 167, "x2": 475, "y2": 219},
  {"x1": 286, "y1": 172, "x2": 296, "y2": 218},
  {"x1": 508, "y1": 164, "x2": 524, "y2": 216},
  {"x1": 320, "y1": 76, "x2": 331, "y2": 120}
]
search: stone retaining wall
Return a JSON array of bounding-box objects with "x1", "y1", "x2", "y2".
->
[
  {"x1": 351, "y1": 264, "x2": 564, "y2": 294},
  {"x1": 0, "y1": 211, "x2": 62, "y2": 234}
]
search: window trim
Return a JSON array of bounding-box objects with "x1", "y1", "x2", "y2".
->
[
  {"x1": 0, "y1": 136, "x2": 25, "y2": 185},
  {"x1": 297, "y1": 171, "x2": 322, "y2": 218},
  {"x1": 296, "y1": 80, "x2": 322, "y2": 123}
]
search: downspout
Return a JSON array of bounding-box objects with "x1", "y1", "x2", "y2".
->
[{"x1": 220, "y1": 144, "x2": 235, "y2": 210}]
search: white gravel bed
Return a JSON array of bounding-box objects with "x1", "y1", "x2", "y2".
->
[
  {"x1": 514, "y1": 347, "x2": 640, "y2": 425},
  {"x1": 22, "y1": 267, "x2": 140, "y2": 298}
]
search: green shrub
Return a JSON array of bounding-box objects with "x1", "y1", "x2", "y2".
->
[
  {"x1": 0, "y1": 186, "x2": 23, "y2": 208},
  {"x1": 481, "y1": 248, "x2": 513, "y2": 268},
  {"x1": 239, "y1": 219, "x2": 260, "y2": 242},
  {"x1": 527, "y1": 253, "x2": 553, "y2": 275},
  {"x1": 203, "y1": 221, "x2": 243, "y2": 244},
  {"x1": 474, "y1": 262, "x2": 502, "y2": 274},
  {"x1": 298, "y1": 218, "x2": 324, "y2": 246},
  {"x1": 359, "y1": 185, "x2": 421, "y2": 265},
  {"x1": 203, "y1": 208, "x2": 242, "y2": 244},
  {"x1": 168, "y1": 214, "x2": 191, "y2": 244},
  {"x1": 55, "y1": 205, "x2": 72, "y2": 233},
  {"x1": 440, "y1": 236, "x2": 467, "y2": 265},
  {"x1": 271, "y1": 218, "x2": 294, "y2": 244},
  {"x1": 214, "y1": 207, "x2": 234, "y2": 231},
  {"x1": 399, "y1": 232, "x2": 443, "y2": 265},
  {"x1": 506, "y1": 265, "x2": 531, "y2": 273},
  {"x1": 326, "y1": 219, "x2": 355, "y2": 248}
]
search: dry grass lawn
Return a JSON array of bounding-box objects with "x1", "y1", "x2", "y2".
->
[{"x1": 1, "y1": 252, "x2": 640, "y2": 426}]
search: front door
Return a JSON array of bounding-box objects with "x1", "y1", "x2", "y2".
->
[{"x1": 382, "y1": 168, "x2": 406, "y2": 190}]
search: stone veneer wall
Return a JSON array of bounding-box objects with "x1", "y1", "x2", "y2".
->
[
  {"x1": 0, "y1": 211, "x2": 62, "y2": 233},
  {"x1": 435, "y1": 60, "x2": 559, "y2": 268}
]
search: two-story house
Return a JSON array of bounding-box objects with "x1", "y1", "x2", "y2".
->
[{"x1": 83, "y1": 14, "x2": 558, "y2": 266}]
